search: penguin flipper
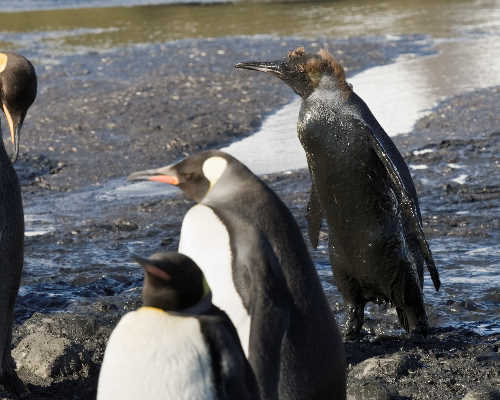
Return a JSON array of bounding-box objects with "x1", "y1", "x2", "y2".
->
[
  {"x1": 199, "y1": 312, "x2": 260, "y2": 400},
  {"x1": 246, "y1": 234, "x2": 291, "y2": 400},
  {"x1": 360, "y1": 120, "x2": 441, "y2": 291},
  {"x1": 306, "y1": 181, "x2": 323, "y2": 249}
]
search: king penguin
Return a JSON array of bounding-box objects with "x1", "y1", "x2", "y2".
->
[
  {"x1": 235, "y1": 47, "x2": 441, "y2": 337},
  {"x1": 0, "y1": 52, "x2": 37, "y2": 397},
  {"x1": 128, "y1": 151, "x2": 346, "y2": 400},
  {"x1": 97, "y1": 251, "x2": 259, "y2": 400}
]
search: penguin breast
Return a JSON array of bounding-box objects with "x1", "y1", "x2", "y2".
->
[
  {"x1": 179, "y1": 205, "x2": 251, "y2": 355},
  {"x1": 97, "y1": 308, "x2": 216, "y2": 400}
]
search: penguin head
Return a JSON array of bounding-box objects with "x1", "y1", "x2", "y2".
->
[
  {"x1": 128, "y1": 150, "x2": 237, "y2": 203},
  {"x1": 235, "y1": 47, "x2": 351, "y2": 99},
  {"x1": 133, "y1": 251, "x2": 210, "y2": 312},
  {"x1": 0, "y1": 52, "x2": 37, "y2": 163}
]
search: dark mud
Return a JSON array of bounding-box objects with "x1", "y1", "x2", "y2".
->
[
  {"x1": 1, "y1": 36, "x2": 499, "y2": 399},
  {"x1": 16, "y1": 34, "x2": 433, "y2": 193}
]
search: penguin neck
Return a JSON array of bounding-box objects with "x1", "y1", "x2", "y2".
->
[
  {"x1": 0, "y1": 132, "x2": 13, "y2": 168},
  {"x1": 203, "y1": 166, "x2": 260, "y2": 206},
  {"x1": 179, "y1": 291, "x2": 213, "y2": 315},
  {"x1": 0, "y1": 131, "x2": 18, "y2": 189},
  {"x1": 310, "y1": 74, "x2": 351, "y2": 100},
  {"x1": 141, "y1": 292, "x2": 213, "y2": 316}
]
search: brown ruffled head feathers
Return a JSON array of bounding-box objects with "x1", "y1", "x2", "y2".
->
[
  {"x1": 307, "y1": 49, "x2": 347, "y2": 84},
  {"x1": 286, "y1": 47, "x2": 351, "y2": 96},
  {"x1": 235, "y1": 47, "x2": 351, "y2": 98},
  {"x1": 288, "y1": 47, "x2": 351, "y2": 91}
]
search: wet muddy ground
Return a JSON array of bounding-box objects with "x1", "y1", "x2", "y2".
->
[{"x1": 1, "y1": 36, "x2": 499, "y2": 399}]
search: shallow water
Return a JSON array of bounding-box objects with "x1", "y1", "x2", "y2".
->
[
  {"x1": 1, "y1": 0, "x2": 500, "y2": 52},
  {"x1": 5, "y1": 0, "x2": 500, "y2": 334},
  {"x1": 224, "y1": 35, "x2": 500, "y2": 174}
]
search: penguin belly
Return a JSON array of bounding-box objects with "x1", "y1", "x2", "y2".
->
[
  {"x1": 97, "y1": 307, "x2": 216, "y2": 400},
  {"x1": 179, "y1": 205, "x2": 251, "y2": 355}
]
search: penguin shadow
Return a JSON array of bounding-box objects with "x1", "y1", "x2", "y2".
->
[
  {"x1": 24, "y1": 378, "x2": 98, "y2": 400},
  {"x1": 344, "y1": 326, "x2": 472, "y2": 367}
]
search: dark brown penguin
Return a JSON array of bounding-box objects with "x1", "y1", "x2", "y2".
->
[
  {"x1": 235, "y1": 48, "x2": 440, "y2": 337},
  {"x1": 0, "y1": 52, "x2": 37, "y2": 397}
]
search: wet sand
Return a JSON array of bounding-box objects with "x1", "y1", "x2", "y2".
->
[{"x1": 1, "y1": 36, "x2": 499, "y2": 399}]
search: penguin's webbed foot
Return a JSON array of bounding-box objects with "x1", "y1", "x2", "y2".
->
[
  {"x1": 344, "y1": 303, "x2": 365, "y2": 339},
  {"x1": 408, "y1": 320, "x2": 428, "y2": 339}
]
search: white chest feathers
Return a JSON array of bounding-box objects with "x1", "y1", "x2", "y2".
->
[
  {"x1": 179, "y1": 205, "x2": 251, "y2": 355},
  {"x1": 97, "y1": 307, "x2": 216, "y2": 400}
]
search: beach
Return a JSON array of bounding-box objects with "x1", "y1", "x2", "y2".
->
[{"x1": 0, "y1": 1, "x2": 499, "y2": 398}]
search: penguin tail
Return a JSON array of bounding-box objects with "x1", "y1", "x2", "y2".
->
[{"x1": 410, "y1": 219, "x2": 440, "y2": 292}]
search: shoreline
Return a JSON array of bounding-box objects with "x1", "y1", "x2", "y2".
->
[{"x1": 3, "y1": 35, "x2": 499, "y2": 398}]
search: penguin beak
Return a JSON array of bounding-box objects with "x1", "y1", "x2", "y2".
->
[
  {"x1": 2, "y1": 104, "x2": 23, "y2": 163},
  {"x1": 235, "y1": 61, "x2": 285, "y2": 77},
  {"x1": 131, "y1": 253, "x2": 172, "y2": 282},
  {"x1": 127, "y1": 165, "x2": 180, "y2": 185}
]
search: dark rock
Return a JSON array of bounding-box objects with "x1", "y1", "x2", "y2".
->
[
  {"x1": 462, "y1": 386, "x2": 500, "y2": 400},
  {"x1": 476, "y1": 352, "x2": 500, "y2": 363},
  {"x1": 347, "y1": 379, "x2": 398, "y2": 400},
  {"x1": 350, "y1": 354, "x2": 422, "y2": 381},
  {"x1": 11, "y1": 311, "x2": 116, "y2": 389},
  {"x1": 112, "y1": 219, "x2": 138, "y2": 232}
]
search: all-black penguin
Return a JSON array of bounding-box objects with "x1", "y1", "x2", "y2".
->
[
  {"x1": 128, "y1": 151, "x2": 346, "y2": 400},
  {"x1": 235, "y1": 47, "x2": 441, "y2": 337},
  {"x1": 0, "y1": 52, "x2": 36, "y2": 396},
  {"x1": 97, "y1": 251, "x2": 259, "y2": 400}
]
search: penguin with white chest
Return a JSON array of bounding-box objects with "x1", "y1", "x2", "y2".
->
[
  {"x1": 128, "y1": 151, "x2": 346, "y2": 400},
  {"x1": 97, "y1": 251, "x2": 259, "y2": 400},
  {"x1": 0, "y1": 52, "x2": 37, "y2": 397}
]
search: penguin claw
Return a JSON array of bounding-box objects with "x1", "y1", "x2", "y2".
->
[{"x1": 344, "y1": 303, "x2": 365, "y2": 339}]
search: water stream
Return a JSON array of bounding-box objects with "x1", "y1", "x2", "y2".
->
[{"x1": 5, "y1": 0, "x2": 499, "y2": 333}]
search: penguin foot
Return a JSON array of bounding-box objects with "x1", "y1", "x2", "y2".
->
[
  {"x1": 408, "y1": 320, "x2": 429, "y2": 340},
  {"x1": 344, "y1": 303, "x2": 365, "y2": 339}
]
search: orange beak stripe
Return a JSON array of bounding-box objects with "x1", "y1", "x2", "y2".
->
[
  {"x1": 145, "y1": 265, "x2": 171, "y2": 282},
  {"x1": 148, "y1": 175, "x2": 179, "y2": 185}
]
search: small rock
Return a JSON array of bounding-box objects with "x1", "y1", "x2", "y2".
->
[
  {"x1": 351, "y1": 354, "x2": 422, "y2": 380},
  {"x1": 347, "y1": 379, "x2": 397, "y2": 400},
  {"x1": 112, "y1": 218, "x2": 138, "y2": 232},
  {"x1": 13, "y1": 335, "x2": 89, "y2": 384},
  {"x1": 463, "y1": 386, "x2": 500, "y2": 400},
  {"x1": 11, "y1": 311, "x2": 112, "y2": 387},
  {"x1": 476, "y1": 352, "x2": 500, "y2": 362},
  {"x1": 0, "y1": 388, "x2": 16, "y2": 400}
]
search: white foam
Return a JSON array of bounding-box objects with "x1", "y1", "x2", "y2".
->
[
  {"x1": 466, "y1": 245, "x2": 500, "y2": 256},
  {"x1": 410, "y1": 164, "x2": 429, "y2": 170},
  {"x1": 447, "y1": 163, "x2": 465, "y2": 169},
  {"x1": 452, "y1": 174, "x2": 468, "y2": 185},
  {"x1": 413, "y1": 149, "x2": 434, "y2": 155}
]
